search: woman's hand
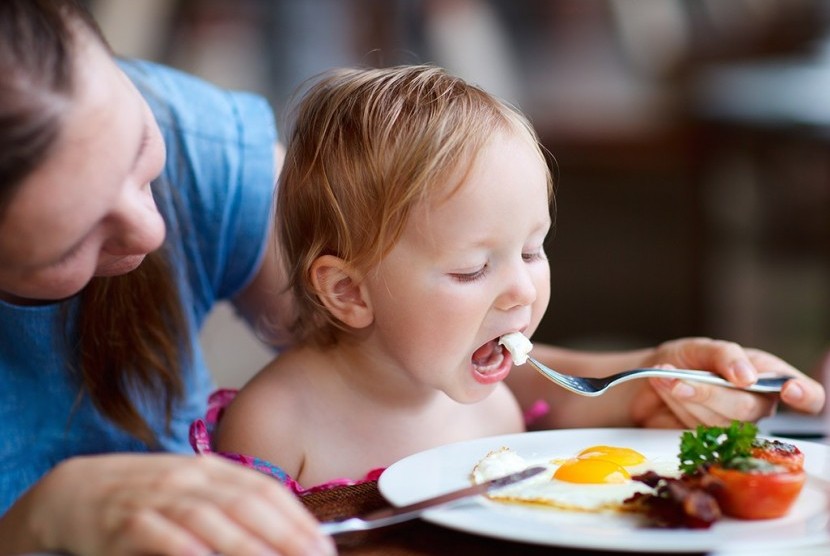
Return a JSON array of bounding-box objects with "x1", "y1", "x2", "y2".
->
[
  {"x1": 630, "y1": 337, "x2": 825, "y2": 429},
  {"x1": 1, "y1": 453, "x2": 334, "y2": 556}
]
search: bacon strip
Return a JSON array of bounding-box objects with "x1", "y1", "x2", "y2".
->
[{"x1": 626, "y1": 471, "x2": 722, "y2": 529}]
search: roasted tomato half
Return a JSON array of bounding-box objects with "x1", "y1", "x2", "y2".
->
[
  {"x1": 751, "y1": 439, "x2": 804, "y2": 472},
  {"x1": 708, "y1": 459, "x2": 805, "y2": 520}
]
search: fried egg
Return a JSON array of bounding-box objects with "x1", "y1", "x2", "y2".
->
[{"x1": 471, "y1": 445, "x2": 678, "y2": 513}]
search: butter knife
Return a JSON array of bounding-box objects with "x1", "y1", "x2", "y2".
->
[{"x1": 319, "y1": 465, "x2": 546, "y2": 535}]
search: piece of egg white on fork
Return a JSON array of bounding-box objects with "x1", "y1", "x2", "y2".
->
[{"x1": 499, "y1": 332, "x2": 533, "y2": 365}]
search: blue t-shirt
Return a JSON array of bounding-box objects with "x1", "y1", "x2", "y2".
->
[{"x1": 0, "y1": 60, "x2": 277, "y2": 513}]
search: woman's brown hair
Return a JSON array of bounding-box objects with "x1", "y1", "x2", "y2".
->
[{"x1": 0, "y1": 0, "x2": 186, "y2": 446}]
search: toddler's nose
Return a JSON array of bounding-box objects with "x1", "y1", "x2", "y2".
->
[{"x1": 498, "y1": 265, "x2": 537, "y2": 309}]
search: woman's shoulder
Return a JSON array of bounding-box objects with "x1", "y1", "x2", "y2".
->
[
  {"x1": 121, "y1": 59, "x2": 278, "y2": 308},
  {"x1": 118, "y1": 59, "x2": 275, "y2": 145}
]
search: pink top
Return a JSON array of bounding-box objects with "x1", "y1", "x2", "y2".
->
[
  {"x1": 190, "y1": 389, "x2": 549, "y2": 494},
  {"x1": 189, "y1": 389, "x2": 384, "y2": 495}
]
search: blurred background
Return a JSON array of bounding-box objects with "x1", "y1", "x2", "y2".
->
[{"x1": 86, "y1": 0, "x2": 830, "y2": 391}]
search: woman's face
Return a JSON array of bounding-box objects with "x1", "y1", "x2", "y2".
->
[{"x1": 0, "y1": 35, "x2": 166, "y2": 303}]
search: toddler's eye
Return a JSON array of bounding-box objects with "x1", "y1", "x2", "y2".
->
[
  {"x1": 522, "y1": 248, "x2": 546, "y2": 262},
  {"x1": 451, "y1": 265, "x2": 488, "y2": 283}
]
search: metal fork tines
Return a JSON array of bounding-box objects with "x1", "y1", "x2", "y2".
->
[{"x1": 525, "y1": 356, "x2": 791, "y2": 397}]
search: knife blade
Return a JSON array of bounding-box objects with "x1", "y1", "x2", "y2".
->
[{"x1": 319, "y1": 465, "x2": 546, "y2": 535}]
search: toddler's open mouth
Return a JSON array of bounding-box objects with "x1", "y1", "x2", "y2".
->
[{"x1": 471, "y1": 338, "x2": 509, "y2": 378}]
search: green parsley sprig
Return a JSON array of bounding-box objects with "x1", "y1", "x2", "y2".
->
[{"x1": 678, "y1": 420, "x2": 758, "y2": 475}]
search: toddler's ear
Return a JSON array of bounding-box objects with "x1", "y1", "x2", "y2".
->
[{"x1": 310, "y1": 255, "x2": 373, "y2": 329}]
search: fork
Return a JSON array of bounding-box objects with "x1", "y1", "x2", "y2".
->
[{"x1": 525, "y1": 356, "x2": 791, "y2": 397}]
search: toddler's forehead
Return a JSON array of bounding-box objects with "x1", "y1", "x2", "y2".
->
[{"x1": 432, "y1": 127, "x2": 545, "y2": 197}]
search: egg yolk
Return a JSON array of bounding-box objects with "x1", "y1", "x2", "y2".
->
[
  {"x1": 553, "y1": 457, "x2": 631, "y2": 484},
  {"x1": 576, "y1": 445, "x2": 646, "y2": 467}
]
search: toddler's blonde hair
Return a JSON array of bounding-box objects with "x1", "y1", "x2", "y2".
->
[{"x1": 278, "y1": 64, "x2": 552, "y2": 346}]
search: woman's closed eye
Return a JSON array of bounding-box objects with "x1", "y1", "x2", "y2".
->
[{"x1": 50, "y1": 240, "x2": 86, "y2": 268}]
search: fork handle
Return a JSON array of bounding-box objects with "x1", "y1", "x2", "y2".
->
[{"x1": 618, "y1": 369, "x2": 790, "y2": 393}]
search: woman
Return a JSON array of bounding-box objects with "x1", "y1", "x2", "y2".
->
[
  {"x1": 0, "y1": 1, "x2": 822, "y2": 555},
  {"x1": 0, "y1": 1, "x2": 331, "y2": 554}
]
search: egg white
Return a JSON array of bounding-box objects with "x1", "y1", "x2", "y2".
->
[
  {"x1": 471, "y1": 446, "x2": 679, "y2": 513},
  {"x1": 498, "y1": 332, "x2": 533, "y2": 365}
]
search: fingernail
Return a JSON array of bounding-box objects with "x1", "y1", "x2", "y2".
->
[
  {"x1": 785, "y1": 382, "x2": 804, "y2": 402},
  {"x1": 654, "y1": 377, "x2": 674, "y2": 390},
  {"x1": 733, "y1": 361, "x2": 756, "y2": 384},
  {"x1": 673, "y1": 382, "x2": 696, "y2": 399}
]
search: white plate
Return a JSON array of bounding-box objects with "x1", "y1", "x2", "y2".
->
[{"x1": 378, "y1": 428, "x2": 830, "y2": 553}]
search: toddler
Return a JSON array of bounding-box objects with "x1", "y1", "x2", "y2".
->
[{"x1": 200, "y1": 64, "x2": 552, "y2": 491}]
